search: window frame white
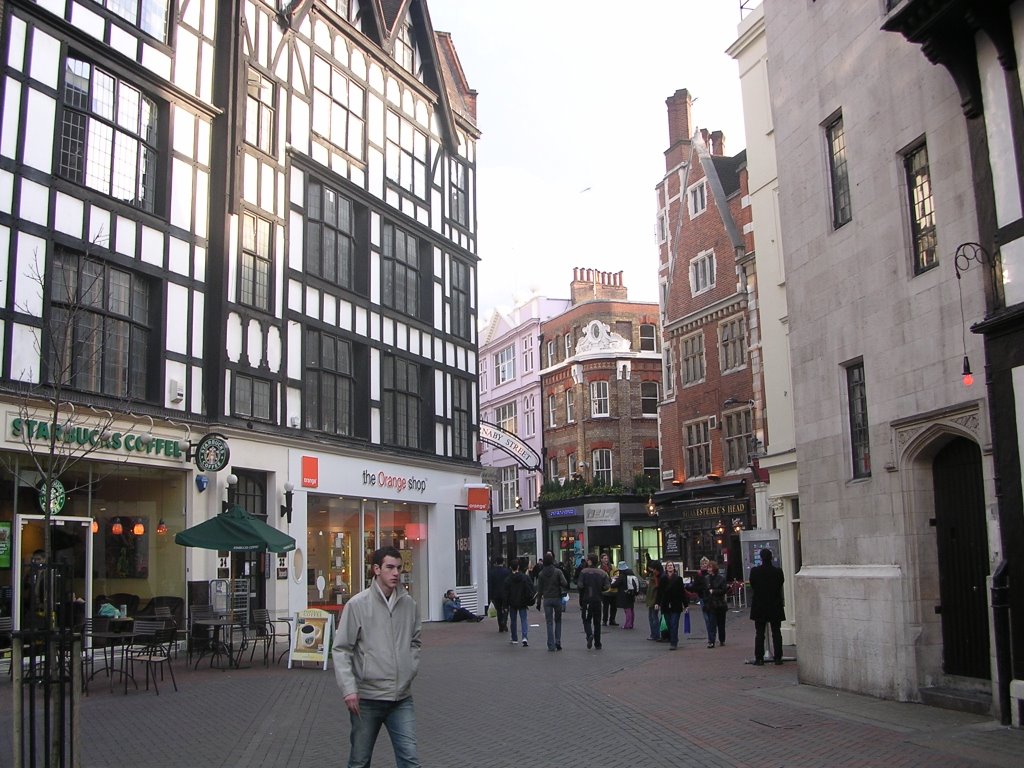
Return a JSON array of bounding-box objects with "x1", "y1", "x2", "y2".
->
[
  {"x1": 592, "y1": 448, "x2": 613, "y2": 486},
  {"x1": 687, "y1": 179, "x2": 707, "y2": 218},
  {"x1": 494, "y1": 344, "x2": 516, "y2": 385},
  {"x1": 566, "y1": 388, "x2": 575, "y2": 423},
  {"x1": 590, "y1": 380, "x2": 610, "y2": 417},
  {"x1": 689, "y1": 249, "x2": 716, "y2": 296}
]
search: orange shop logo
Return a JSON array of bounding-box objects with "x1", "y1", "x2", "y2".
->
[{"x1": 301, "y1": 456, "x2": 319, "y2": 488}]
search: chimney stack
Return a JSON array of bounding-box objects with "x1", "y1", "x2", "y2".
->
[
  {"x1": 570, "y1": 268, "x2": 629, "y2": 305},
  {"x1": 710, "y1": 130, "x2": 725, "y2": 156},
  {"x1": 666, "y1": 88, "x2": 693, "y2": 148}
]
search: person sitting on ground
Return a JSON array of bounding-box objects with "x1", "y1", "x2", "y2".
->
[
  {"x1": 96, "y1": 595, "x2": 120, "y2": 618},
  {"x1": 442, "y1": 590, "x2": 484, "y2": 622}
]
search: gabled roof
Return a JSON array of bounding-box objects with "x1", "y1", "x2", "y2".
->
[
  {"x1": 698, "y1": 140, "x2": 745, "y2": 253},
  {"x1": 710, "y1": 149, "x2": 746, "y2": 199}
]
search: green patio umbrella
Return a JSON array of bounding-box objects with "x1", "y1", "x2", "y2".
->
[{"x1": 174, "y1": 504, "x2": 296, "y2": 554}]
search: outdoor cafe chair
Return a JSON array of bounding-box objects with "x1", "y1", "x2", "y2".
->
[
  {"x1": 249, "y1": 609, "x2": 291, "y2": 666},
  {"x1": 127, "y1": 619, "x2": 177, "y2": 695},
  {"x1": 187, "y1": 605, "x2": 217, "y2": 665}
]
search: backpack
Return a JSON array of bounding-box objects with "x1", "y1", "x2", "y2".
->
[{"x1": 626, "y1": 574, "x2": 639, "y2": 596}]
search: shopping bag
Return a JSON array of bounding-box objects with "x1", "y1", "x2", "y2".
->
[
  {"x1": 683, "y1": 609, "x2": 691, "y2": 635},
  {"x1": 659, "y1": 615, "x2": 667, "y2": 634},
  {"x1": 487, "y1": 605, "x2": 497, "y2": 618}
]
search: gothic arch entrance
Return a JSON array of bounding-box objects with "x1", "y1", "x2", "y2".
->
[{"x1": 932, "y1": 437, "x2": 990, "y2": 679}]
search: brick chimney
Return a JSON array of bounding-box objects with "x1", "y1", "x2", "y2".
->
[
  {"x1": 710, "y1": 130, "x2": 725, "y2": 156},
  {"x1": 570, "y1": 268, "x2": 628, "y2": 305},
  {"x1": 664, "y1": 88, "x2": 693, "y2": 169}
]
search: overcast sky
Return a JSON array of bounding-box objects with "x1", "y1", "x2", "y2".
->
[{"x1": 427, "y1": 1, "x2": 754, "y2": 317}]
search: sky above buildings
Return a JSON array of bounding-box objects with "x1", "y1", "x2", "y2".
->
[{"x1": 428, "y1": 0, "x2": 753, "y2": 317}]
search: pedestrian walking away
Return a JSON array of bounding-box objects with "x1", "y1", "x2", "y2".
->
[
  {"x1": 748, "y1": 548, "x2": 785, "y2": 665},
  {"x1": 598, "y1": 553, "x2": 618, "y2": 626},
  {"x1": 535, "y1": 551, "x2": 568, "y2": 651},
  {"x1": 700, "y1": 561, "x2": 729, "y2": 648},
  {"x1": 504, "y1": 557, "x2": 536, "y2": 647},
  {"x1": 658, "y1": 561, "x2": 688, "y2": 650},
  {"x1": 645, "y1": 560, "x2": 663, "y2": 641},
  {"x1": 577, "y1": 554, "x2": 610, "y2": 649},
  {"x1": 487, "y1": 556, "x2": 512, "y2": 633},
  {"x1": 333, "y1": 546, "x2": 422, "y2": 768},
  {"x1": 612, "y1": 561, "x2": 639, "y2": 629}
]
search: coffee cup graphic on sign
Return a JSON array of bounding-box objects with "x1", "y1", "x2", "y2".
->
[{"x1": 300, "y1": 622, "x2": 317, "y2": 647}]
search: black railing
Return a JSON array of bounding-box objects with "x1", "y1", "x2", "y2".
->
[{"x1": 11, "y1": 627, "x2": 82, "y2": 768}]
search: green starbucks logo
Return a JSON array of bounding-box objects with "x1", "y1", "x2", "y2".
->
[{"x1": 38, "y1": 479, "x2": 67, "y2": 514}]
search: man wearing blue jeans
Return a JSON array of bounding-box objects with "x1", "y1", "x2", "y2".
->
[
  {"x1": 334, "y1": 546, "x2": 422, "y2": 767},
  {"x1": 535, "y1": 551, "x2": 568, "y2": 651}
]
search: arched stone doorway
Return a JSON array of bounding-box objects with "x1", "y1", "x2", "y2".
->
[{"x1": 932, "y1": 437, "x2": 990, "y2": 679}]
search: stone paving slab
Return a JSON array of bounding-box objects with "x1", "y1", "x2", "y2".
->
[{"x1": 2, "y1": 605, "x2": 1022, "y2": 767}]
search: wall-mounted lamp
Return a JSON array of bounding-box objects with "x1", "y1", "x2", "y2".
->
[
  {"x1": 706, "y1": 472, "x2": 721, "y2": 482},
  {"x1": 646, "y1": 495, "x2": 656, "y2": 516},
  {"x1": 953, "y1": 241, "x2": 997, "y2": 388},
  {"x1": 280, "y1": 482, "x2": 294, "y2": 524},
  {"x1": 223, "y1": 472, "x2": 238, "y2": 513},
  {"x1": 723, "y1": 397, "x2": 755, "y2": 408}
]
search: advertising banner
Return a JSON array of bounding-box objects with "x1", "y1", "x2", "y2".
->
[
  {"x1": 0, "y1": 521, "x2": 10, "y2": 568},
  {"x1": 288, "y1": 608, "x2": 333, "y2": 670}
]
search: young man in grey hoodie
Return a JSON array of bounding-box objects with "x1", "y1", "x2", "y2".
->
[{"x1": 334, "y1": 546, "x2": 422, "y2": 767}]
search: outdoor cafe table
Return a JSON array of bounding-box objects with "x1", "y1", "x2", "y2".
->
[
  {"x1": 193, "y1": 616, "x2": 245, "y2": 670},
  {"x1": 88, "y1": 617, "x2": 135, "y2": 693}
]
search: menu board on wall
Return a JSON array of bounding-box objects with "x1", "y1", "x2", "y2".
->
[{"x1": 288, "y1": 608, "x2": 333, "y2": 671}]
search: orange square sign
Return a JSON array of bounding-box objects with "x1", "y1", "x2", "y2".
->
[
  {"x1": 301, "y1": 456, "x2": 319, "y2": 488},
  {"x1": 466, "y1": 485, "x2": 489, "y2": 511}
]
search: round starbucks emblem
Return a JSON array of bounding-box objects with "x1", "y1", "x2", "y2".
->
[
  {"x1": 195, "y1": 434, "x2": 230, "y2": 472},
  {"x1": 38, "y1": 479, "x2": 66, "y2": 514}
]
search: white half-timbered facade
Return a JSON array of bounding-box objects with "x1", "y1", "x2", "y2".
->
[{"x1": 0, "y1": 0, "x2": 484, "y2": 625}]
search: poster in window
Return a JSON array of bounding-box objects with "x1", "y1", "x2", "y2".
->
[{"x1": 104, "y1": 518, "x2": 148, "y2": 578}]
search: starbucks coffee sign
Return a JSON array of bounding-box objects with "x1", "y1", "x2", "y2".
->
[{"x1": 7, "y1": 414, "x2": 186, "y2": 462}]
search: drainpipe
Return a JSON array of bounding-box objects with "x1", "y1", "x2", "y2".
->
[{"x1": 992, "y1": 560, "x2": 1011, "y2": 725}]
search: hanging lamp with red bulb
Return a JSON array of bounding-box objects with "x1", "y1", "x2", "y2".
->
[
  {"x1": 156, "y1": 519, "x2": 168, "y2": 535},
  {"x1": 91, "y1": 519, "x2": 98, "y2": 534},
  {"x1": 961, "y1": 355, "x2": 974, "y2": 387},
  {"x1": 132, "y1": 518, "x2": 145, "y2": 536},
  {"x1": 111, "y1": 517, "x2": 123, "y2": 535}
]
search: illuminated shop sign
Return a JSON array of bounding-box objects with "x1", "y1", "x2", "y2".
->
[
  {"x1": 361, "y1": 469, "x2": 428, "y2": 494},
  {"x1": 7, "y1": 416, "x2": 185, "y2": 460}
]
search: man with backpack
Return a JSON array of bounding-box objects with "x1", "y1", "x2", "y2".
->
[
  {"x1": 503, "y1": 557, "x2": 535, "y2": 647},
  {"x1": 577, "y1": 555, "x2": 610, "y2": 650}
]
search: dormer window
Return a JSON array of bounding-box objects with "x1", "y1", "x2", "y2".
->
[{"x1": 394, "y1": 20, "x2": 422, "y2": 80}]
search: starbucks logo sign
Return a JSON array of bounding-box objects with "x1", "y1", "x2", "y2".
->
[{"x1": 38, "y1": 479, "x2": 67, "y2": 514}]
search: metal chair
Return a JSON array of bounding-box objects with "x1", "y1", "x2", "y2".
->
[
  {"x1": 249, "y1": 609, "x2": 291, "y2": 666},
  {"x1": 127, "y1": 619, "x2": 177, "y2": 694},
  {"x1": 187, "y1": 605, "x2": 216, "y2": 665}
]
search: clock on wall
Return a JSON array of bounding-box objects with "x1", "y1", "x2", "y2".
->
[{"x1": 194, "y1": 433, "x2": 231, "y2": 473}]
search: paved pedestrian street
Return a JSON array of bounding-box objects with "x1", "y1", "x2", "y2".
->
[{"x1": 3, "y1": 604, "x2": 1023, "y2": 767}]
